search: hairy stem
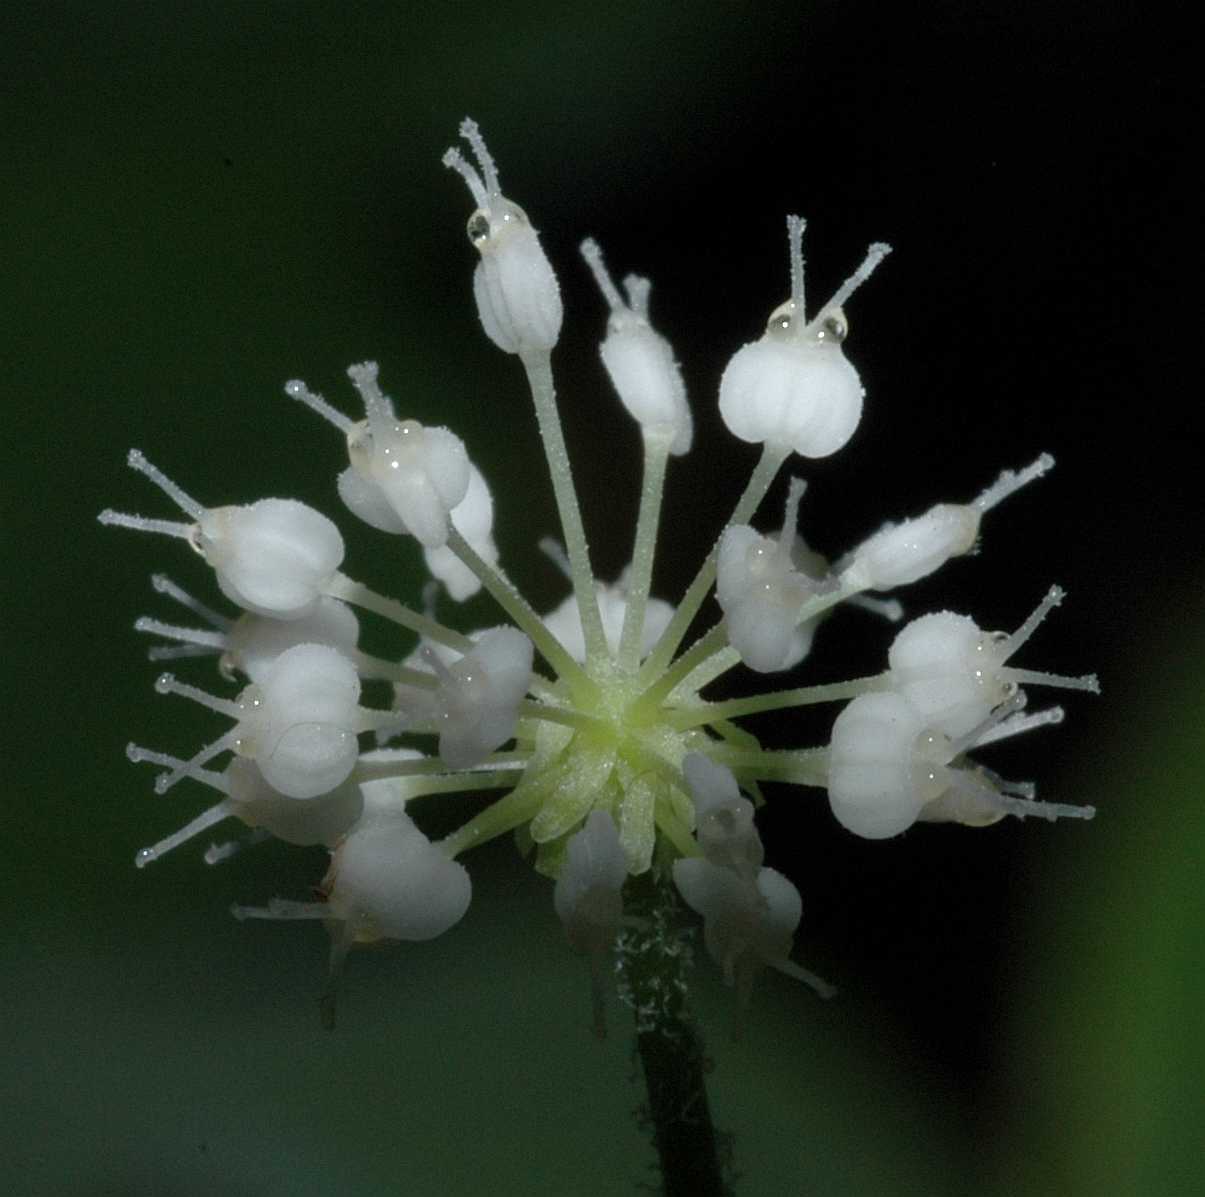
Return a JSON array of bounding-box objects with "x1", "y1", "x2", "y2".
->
[{"x1": 619, "y1": 875, "x2": 730, "y2": 1197}]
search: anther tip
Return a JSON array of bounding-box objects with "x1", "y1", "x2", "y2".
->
[
  {"x1": 154, "y1": 672, "x2": 174, "y2": 694},
  {"x1": 134, "y1": 846, "x2": 156, "y2": 869}
]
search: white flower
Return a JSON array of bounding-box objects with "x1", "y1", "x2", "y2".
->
[
  {"x1": 843, "y1": 453, "x2": 1054, "y2": 590},
  {"x1": 105, "y1": 117, "x2": 1098, "y2": 1028},
  {"x1": 887, "y1": 586, "x2": 1099, "y2": 738},
  {"x1": 541, "y1": 574, "x2": 674, "y2": 664},
  {"x1": 443, "y1": 118, "x2": 562, "y2": 355},
  {"x1": 716, "y1": 477, "x2": 825, "y2": 673},
  {"x1": 580, "y1": 238, "x2": 692, "y2": 454},
  {"x1": 681, "y1": 753, "x2": 763, "y2": 880},
  {"x1": 422, "y1": 463, "x2": 498, "y2": 601},
  {"x1": 826, "y1": 689, "x2": 1095, "y2": 840},
  {"x1": 284, "y1": 365, "x2": 473, "y2": 549},
  {"x1": 719, "y1": 214, "x2": 890, "y2": 458},
  {"x1": 399, "y1": 627, "x2": 533, "y2": 769},
  {"x1": 554, "y1": 810, "x2": 627, "y2": 954},
  {"x1": 136, "y1": 576, "x2": 362, "y2": 683},
  {"x1": 99, "y1": 450, "x2": 344, "y2": 619},
  {"x1": 148, "y1": 642, "x2": 398, "y2": 803}
]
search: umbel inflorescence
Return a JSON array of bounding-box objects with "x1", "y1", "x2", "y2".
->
[{"x1": 100, "y1": 119, "x2": 1099, "y2": 1028}]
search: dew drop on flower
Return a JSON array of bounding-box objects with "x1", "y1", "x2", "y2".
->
[{"x1": 467, "y1": 211, "x2": 490, "y2": 246}]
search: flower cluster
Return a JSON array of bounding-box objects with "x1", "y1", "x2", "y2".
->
[{"x1": 101, "y1": 119, "x2": 1098, "y2": 1027}]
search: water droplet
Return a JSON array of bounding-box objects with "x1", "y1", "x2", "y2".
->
[
  {"x1": 467, "y1": 210, "x2": 490, "y2": 246},
  {"x1": 816, "y1": 310, "x2": 848, "y2": 344},
  {"x1": 135, "y1": 847, "x2": 156, "y2": 869},
  {"x1": 154, "y1": 672, "x2": 174, "y2": 694},
  {"x1": 765, "y1": 299, "x2": 797, "y2": 338}
]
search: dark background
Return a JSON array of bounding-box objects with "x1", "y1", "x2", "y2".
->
[{"x1": 4, "y1": 2, "x2": 1199, "y2": 1194}]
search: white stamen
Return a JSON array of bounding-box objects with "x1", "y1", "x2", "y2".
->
[
  {"x1": 135, "y1": 800, "x2": 235, "y2": 868},
  {"x1": 786, "y1": 214, "x2": 806, "y2": 315},
  {"x1": 125, "y1": 448, "x2": 207, "y2": 520},
  {"x1": 458, "y1": 117, "x2": 501, "y2": 198},
  {"x1": 97, "y1": 509, "x2": 193, "y2": 540},
  {"x1": 973, "y1": 452, "x2": 1055, "y2": 513},
  {"x1": 284, "y1": 378, "x2": 355, "y2": 434},
  {"x1": 808, "y1": 242, "x2": 892, "y2": 329},
  {"x1": 579, "y1": 238, "x2": 626, "y2": 313},
  {"x1": 151, "y1": 573, "x2": 231, "y2": 629},
  {"x1": 973, "y1": 706, "x2": 1065, "y2": 747},
  {"x1": 153, "y1": 672, "x2": 243, "y2": 719}
]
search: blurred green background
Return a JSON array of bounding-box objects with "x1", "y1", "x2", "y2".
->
[{"x1": 3, "y1": 2, "x2": 1199, "y2": 1194}]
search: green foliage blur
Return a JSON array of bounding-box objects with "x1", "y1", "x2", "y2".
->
[{"x1": 3, "y1": 2, "x2": 1198, "y2": 1194}]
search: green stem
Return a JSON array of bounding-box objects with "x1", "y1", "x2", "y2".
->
[
  {"x1": 668, "y1": 673, "x2": 890, "y2": 730},
  {"x1": 517, "y1": 699, "x2": 609, "y2": 735},
  {"x1": 707, "y1": 744, "x2": 830, "y2": 786},
  {"x1": 618, "y1": 429, "x2": 673, "y2": 671},
  {"x1": 519, "y1": 350, "x2": 608, "y2": 663},
  {"x1": 445, "y1": 527, "x2": 597, "y2": 700},
  {"x1": 633, "y1": 624, "x2": 729, "y2": 718},
  {"x1": 638, "y1": 443, "x2": 788, "y2": 686},
  {"x1": 326, "y1": 572, "x2": 474, "y2": 653}
]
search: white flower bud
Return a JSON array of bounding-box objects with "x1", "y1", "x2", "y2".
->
[
  {"x1": 554, "y1": 810, "x2": 628, "y2": 954},
  {"x1": 541, "y1": 573, "x2": 674, "y2": 664},
  {"x1": 401, "y1": 626, "x2": 534, "y2": 769},
  {"x1": 888, "y1": 588, "x2": 1099, "y2": 739},
  {"x1": 99, "y1": 450, "x2": 344, "y2": 620},
  {"x1": 580, "y1": 239, "x2": 692, "y2": 454},
  {"x1": 682, "y1": 753, "x2": 764, "y2": 880},
  {"x1": 719, "y1": 215, "x2": 889, "y2": 458},
  {"x1": 716, "y1": 478, "x2": 824, "y2": 673},
  {"x1": 443, "y1": 118, "x2": 562, "y2": 355},
  {"x1": 844, "y1": 453, "x2": 1055, "y2": 590},
  {"x1": 422, "y1": 463, "x2": 498, "y2": 601}
]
